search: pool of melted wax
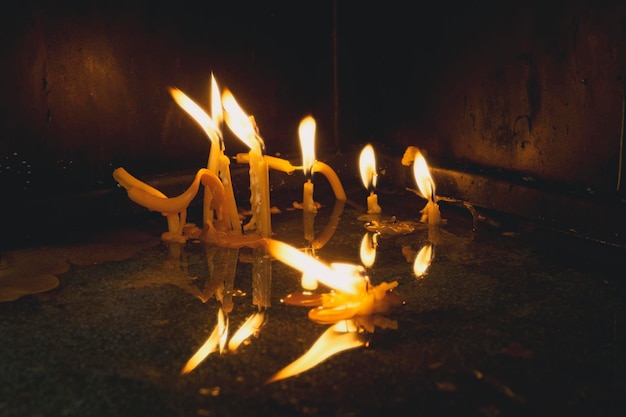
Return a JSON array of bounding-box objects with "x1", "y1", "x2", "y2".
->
[{"x1": 0, "y1": 188, "x2": 623, "y2": 417}]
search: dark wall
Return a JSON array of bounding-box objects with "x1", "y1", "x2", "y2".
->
[
  {"x1": 1, "y1": 1, "x2": 625, "y2": 202},
  {"x1": 0, "y1": 1, "x2": 336, "y2": 198}
]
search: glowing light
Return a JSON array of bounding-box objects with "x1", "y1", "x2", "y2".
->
[
  {"x1": 169, "y1": 87, "x2": 220, "y2": 145},
  {"x1": 181, "y1": 308, "x2": 228, "y2": 375},
  {"x1": 359, "y1": 144, "x2": 377, "y2": 190},
  {"x1": 413, "y1": 151, "x2": 436, "y2": 202},
  {"x1": 359, "y1": 232, "x2": 378, "y2": 268},
  {"x1": 299, "y1": 116, "x2": 316, "y2": 177},
  {"x1": 228, "y1": 311, "x2": 265, "y2": 351},
  {"x1": 413, "y1": 243, "x2": 434, "y2": 277},
  {"x1": 222, "y1": 89, "x2": 262, "y2": 153},
  {"x1": 266, "y1": 239, "x2": 365, "y2": 295},
  {"x1": 266, "y1": 320, "x2": 365, "y2": 383},
  {"x1": 210, "y1": 73, "x2": 223, "y2": 134}
]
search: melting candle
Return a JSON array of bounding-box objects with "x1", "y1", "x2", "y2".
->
[
  {"x1": 312, "y1": 160, "x2": 346, "y2": 201},
  {"x1": 359, "y1": 144, "x2": 382, "y2": 214},
  {"x1": 168, "y1": 75, "x2": 240, "y2": 233},
  {"x1": 223, "y1": 89, "x2": 271, "y2": 238}
]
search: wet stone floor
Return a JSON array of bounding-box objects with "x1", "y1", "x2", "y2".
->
[{"x1": 0, "y1": 184, "x2": 624, "y2": 417}]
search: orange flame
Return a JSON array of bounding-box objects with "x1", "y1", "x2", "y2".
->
[
  {"x1": 413, "y1": 151, "x2": 436, "y2": 202},
  {"x1": 210, "y1": 73, "x2": 223, "y2": 135},
  {"x1": 359, "y1": 144, "x2": 378, "y2": 190},
  {"x1": 359, "y1": 232, "x2": 378, "y2": 268},
  {"x1": 181, "y1": 308, "x2": 228, "y2": 375},
  {"x1": 169, "y1": 87, "x2": 220, "y2": 144},
  {"x1": 228, "y1": 311, "x2": 265, "y2": 352},
  {"x1": 222, "y1": 89, "x2": 262, "y2": 153},
  {"x1": 266, "y1": 320, "x2": 366, "y2": 383},
  {"x1": 413, "y1": 243, "x2": 434, "y2": 277},
  {"x1": 299, "y1": 116, "x2": 316, "y2": 177},
  {"x1": 266, "y1": 239, "x2": 366, "y2": 295}
]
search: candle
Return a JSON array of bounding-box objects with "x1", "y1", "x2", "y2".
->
[
  {"x1": 168, "y1": 76, "x2": 240, "y2": 233},
  {"x1": 222, "y1": 89, "x2": 272, "y2": 238},
  {"x1": 234, "y1": 153, "x2": 296, "y2": 174},
  {"x1": 412, "y1": 150, "x2": 441, "y2": 227},
  {"x1": 299, "y1": 115, "x2": 318, "y2": 213},
  {"x1": 211, "y1": 75, "x2": 241, "y2": 234},
  {"x1": 266, "y1": 239, "x2": 402, "y2": 322},
  {"x1": 312, "y1": 161, "x2": 347, "y2": 202},
  {"x1": 359, "y1": 144, "x2": 382, "y2": 214},
  {"x1": 113, "y1": 167, "x2": 227, "y2": 243}
]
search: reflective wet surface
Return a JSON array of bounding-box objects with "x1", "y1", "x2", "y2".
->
[{"x1": 0, "y1": 182, "x2": 623, "y2": 417}]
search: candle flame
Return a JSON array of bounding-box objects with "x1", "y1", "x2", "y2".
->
[
  {"x1": 359, "y1": 144, "x2": 378, "y2": 190},
  {"x1": 181, "y1": 308, "x2": 228, "y2": 375},
  {"x1": 299, "y1": 115, "x2": 316, "y2": 177},
  {"x1": 266, "y1": 319, "x2": 366, "y2": 383},
  {"x1": 222, "y1": 89, "x2": 261, "y2": 153},
  {"x1": 359, "y1": 232, "x2": 378, "y2": 268},
  {"x1": 266, "y1": 239, "x2": 365, "y2": 295},
  {"x1": 413, "y1": 243, "x2": 434, "y2": 277},
  {"x1": 169, "y1": 87, "x2": 220, "y2": 144},
  {"x1": 228, "y1": 311, "x2": 265, "y2": 352},
  {"x1": 210, "y1": 73, "x2": 223, "y2": 140},
  {"x1": 413, "y1": 151, "x2": 436, "y2": 202}
]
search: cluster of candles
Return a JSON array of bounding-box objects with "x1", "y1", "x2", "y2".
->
[{"x1": 112, "y1": 73, "x2": 443, "y2": 382}]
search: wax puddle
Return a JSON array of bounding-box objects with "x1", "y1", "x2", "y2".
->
[{"x1": 0, "y1": 228, "x2": 160, "y2": 302}]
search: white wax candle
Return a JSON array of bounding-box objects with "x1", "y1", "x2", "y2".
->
[
  {"x1": 366, "y1": 191, "x2": 382, "y2": 214},
  {"x1": 302, "y1": 179, "x2": 317, "y2": 213},
  {"x1": 312, "y1": 161, "x2": 346, "y2": 201},
  {"x1": 235, "y1": 153, "x2": 296, "y2": 174},
  {"x1": 249, "y1": 147, "x2": 272, "y2": 238},
  {"x1": 219, "y1": 154, "x2": 241, "y2": 234}
]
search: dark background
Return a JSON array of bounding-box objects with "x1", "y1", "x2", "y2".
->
[{"x1": 1, "y1": 0, "x2": 625, "y2": 221}]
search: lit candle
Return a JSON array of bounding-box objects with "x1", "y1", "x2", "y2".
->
[
  {"x1": 359, "y1": 144, "x2": 382, "y2": 214},
  {"x1": 412, "y1": 150, "x2": 441, "y2": 227},
  {"x1": 299, "y1": 115, "x2": 317, "y2": 213},
  {"x1": 223, "y1": 89, "x2": 271, "y2": 238},
  {"x1": 168, "y1": 75, "x2": 240, "y2": 233},
  {"x1": 266, "y1": 239, "x2": 401, "y2": 323},
  {"x1": 210, "y1": 75, "x2": 242, "y2": 234}
]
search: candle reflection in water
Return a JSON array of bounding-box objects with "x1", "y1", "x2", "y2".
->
[
  {"x1": 267, "y1": 239, "x2": 402, "y2": 323},
  {"x1": 360, "y1": 231, "x2": 379, "y2": 268},
  {"x1": 266, "y1": 319, "x2": 366, "y2": 384},
  {"x1": 265, "y1": 238, "x2": 403, "y2": 383},
  {"x1": 412, "y1": 242, "x2": 435, "y2": 278},
  {"x1": 180, "y1": 244, "x2": 270, "y2": 375}
]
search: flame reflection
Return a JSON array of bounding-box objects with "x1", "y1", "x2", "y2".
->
[{"x1": 266, "y1": 319, "x2": 366, "y2": 384}]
